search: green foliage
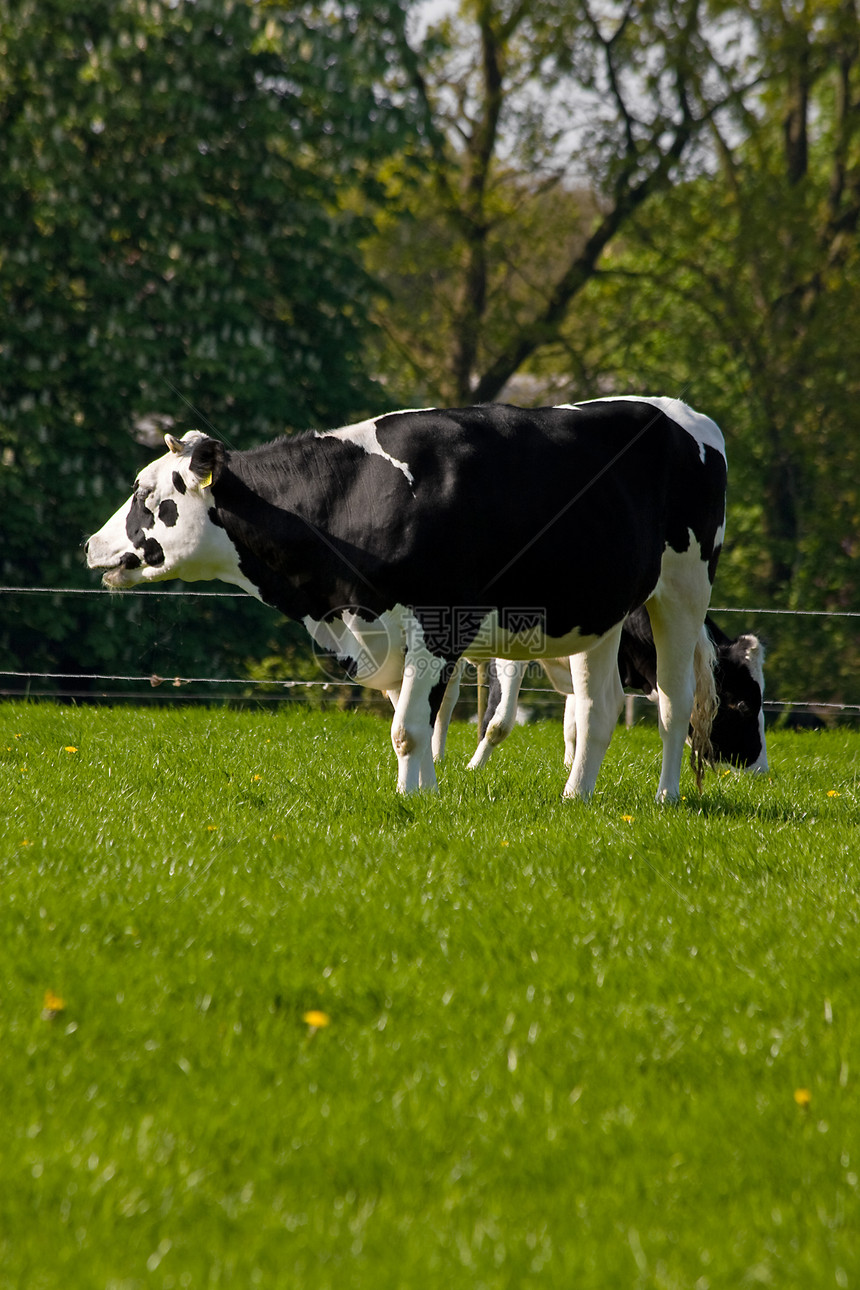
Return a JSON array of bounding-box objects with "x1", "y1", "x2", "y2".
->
[
  {"x1": 0, "y1": 0, "x2": 415, "y2": 683},
  {"x1": 2, "y1": 701, "x2": 860, "y2": 1287},
  {"x1": 365, "y1": 170, "x2": 599, "y2": 404}
]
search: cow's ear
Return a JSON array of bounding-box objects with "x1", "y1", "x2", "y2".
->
[
  {"x1": 165, "y1": 434, "x2": 185, "y2": 456},
  {"x1": 189, "y1": 438, "x2": 226, "y2": 490},
  {"x1": 736, "y1": 633, "x2": 765, "y2": 665}
]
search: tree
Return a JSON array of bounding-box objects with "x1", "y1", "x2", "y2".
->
[
  {"x1": 0, "y1": 0, "x2": 417, "y2": 687},
  {"x1": 368, "y1": 0, "x2": 748, "y2": 404}
]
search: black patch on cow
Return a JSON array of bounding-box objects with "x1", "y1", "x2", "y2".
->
[
  {"x1": 429, "y1": 663, "x2": 460, "y2": 724},
  {"x1": 201, "y1": 401, "x2": 726, "y2": 653},
  {"x1": 191, "y1": 437, "x2": 226, "y2": 485},
  {"x1": 142, "y1": 537, "x2": 165, "y2": 567},
  {"x1": 208, "y1": 507, "x2": 223, "y2": 528},
  {"x1": 413, "y1": 605, "x2": 500, "y2": 657},
  {"x1": 158, "y1": 499, "x2": 179, "y2": 527},
  {"x1": 172, "y1": 472, "x2": 187, "y2": 495},
  {"x1": 126, "y1": 489, "x2": 155, "y2": 549},
  {"x1": 121, "y1": 552, "x2": 141, "y2": 570},
  {"x1": 616, "y1": 607, "x2": 660, "y2": 694}
]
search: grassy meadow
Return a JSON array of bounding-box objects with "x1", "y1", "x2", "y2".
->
[{"x1": 2, "y1": 700, "x2": 859, "y2": 1289}]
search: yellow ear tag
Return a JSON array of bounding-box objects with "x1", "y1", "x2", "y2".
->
[{"x1": 199, "y1": 471, "x2": 213, "y2": 490}]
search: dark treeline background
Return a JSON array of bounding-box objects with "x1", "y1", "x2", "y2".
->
[{"x1": 1, "y1": 0, "x2": 858, "y2": 710}]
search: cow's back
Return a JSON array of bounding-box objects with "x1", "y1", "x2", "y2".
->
[{"x1": 361, "y1": 400, "x2": 725, "y2": 639}]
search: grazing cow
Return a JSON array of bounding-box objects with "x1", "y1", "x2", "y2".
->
[
  {"x1": 86, "y1": 397, "x2": 726, "y2": 800},
  {"x1": 455, "y1": 607, "x2": 767, "y2": 774}
]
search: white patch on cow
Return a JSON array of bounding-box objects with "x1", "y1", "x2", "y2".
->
[
  {"x1": 736, "y1": 633, "x2": 769, "y2": 773},
  {"x1": 748, "y1": 709, "x2": 769, "y2": 773},
  {"x1": 318, "y1": 416, "x2": 421, "y2": 487},
  {"x1": 303, "y1": 605, "x2": 411, "y2": 691},
  {"x1": 559, "y1": 395, "x2": 726, "y2": 465},
  {"x1": 540, "y1": 657, "x2": 574, "y2": 695},
  {"x1": 716, "y1": 513, "x2": 727, "y2": 546}
]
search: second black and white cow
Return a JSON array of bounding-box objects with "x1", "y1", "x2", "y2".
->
[
  {"x1": 456, "y1": 606, "x2": 767, "y2": 774},
  {"x1": 86, "y1": 397, "x2": 727, "y2": 801}
]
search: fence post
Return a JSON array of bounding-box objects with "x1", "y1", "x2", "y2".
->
[{"x1": 476, "y1": 661, "x2": 488, "y2": 742}]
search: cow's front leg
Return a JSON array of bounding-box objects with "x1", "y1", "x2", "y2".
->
[
  {"x1": 390, "y1": 649, "x2": 447, "y2": 793},
  {"x1": 537, "y1": 658, "x2": 576, "y2": 768},
  {"x1": 563, "y1": 626, "x2": 624, "y2": 801}
]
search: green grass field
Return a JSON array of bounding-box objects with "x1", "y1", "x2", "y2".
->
[{"x1": 2, "y1": 700, "x2": 859, "y2": 1289}]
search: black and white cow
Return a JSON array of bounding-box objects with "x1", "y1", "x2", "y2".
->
[
  {"x1": 86, "y1": 397, "x2": 727, "y2": 801},
  {"x1": 454, "y1": 606, "x2": 767, "y2": 774}
]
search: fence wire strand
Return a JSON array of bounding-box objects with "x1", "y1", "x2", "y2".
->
[
  {"x1": 3, "y1": 585, "x2": 860, "y2": 616},
  {"x1": 1, "y1": 585, "x2": 858, "y2": 716}
]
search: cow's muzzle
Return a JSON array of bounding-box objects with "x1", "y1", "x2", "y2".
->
[{"x1": 88, "y1": 545, "x2": 143, "y2": 588}]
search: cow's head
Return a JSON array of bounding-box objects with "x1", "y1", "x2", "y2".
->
[
  {"x1": 86, "y1": 431, "x2": 233, "y2": 588},
  {"x1": 711, "y1": 633, "x2": 768, "y2": 771}
]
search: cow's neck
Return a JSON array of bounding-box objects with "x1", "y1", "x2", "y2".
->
[{"x1": 209, "y1": 447, "x2": 380, "y2": 621}]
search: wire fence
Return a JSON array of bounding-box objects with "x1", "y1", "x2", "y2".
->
[{"x1": 1, "y1": 586, "x2": 858, "y2": 722}]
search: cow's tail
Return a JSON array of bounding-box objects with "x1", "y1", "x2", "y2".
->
[{"x1": 689, "y1": 625, "x2": 718, "y2": 790}]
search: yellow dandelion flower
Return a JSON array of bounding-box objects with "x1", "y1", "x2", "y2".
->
[
  {"x1": 206, "y1": 825, "x2": 218, "y2": 832},
  {"x1": 42, "y1": 990, "x2": 65, "y2": 1017},
  {"x1": 303, "y1": 1010, "x2": 330, "y2": 1029},
  {"x1": 253, "y1": 774, "x2": 262, "y2": 782},
  {"x1": 63, "y1": 746, "x2": 78, "y2": 754},
  {"x1": 827, "y1": 790, "x2": 841, "y2": 798},
  {"x1": 794, "y1": 1087, "x2": 812, "y2": 1108},
  {"x1": 500, "y1": 840, "x2": 509, "y2": 847},
  {"x1": 621, "y1": 814, "x2": 634, "y2": 823}
]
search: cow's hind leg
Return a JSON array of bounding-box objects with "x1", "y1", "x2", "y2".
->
[
  {"x1": 646, "y1": 564, "x2": 717, "y2": 803},
  {"x1": 467, "y1": 660, "x2": 527, "y2": 769},
  {"x1": 562, "y1": 625, "x2": 624, "y2": 801},
  {"x1": 432, "y1": 658, "x2": 465, "y2": 762},
  {"x1": 563, "y1": 694, "x2": 577, "y2": 768},
  {"x1": 533, "y1": 657, "x2": 576, "y2": 767}
]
